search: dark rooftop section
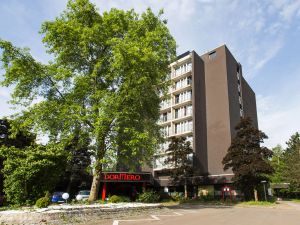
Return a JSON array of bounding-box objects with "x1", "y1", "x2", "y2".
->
[{"x1": 177, "y1": 51, "x2": 190, "y2": 60}]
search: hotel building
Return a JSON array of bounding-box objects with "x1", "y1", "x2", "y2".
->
[{"x1": 153, "y1": 45, "x2": 258, "y2": 194}]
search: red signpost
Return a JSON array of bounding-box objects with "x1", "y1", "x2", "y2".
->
[
  {"x1": 102, "y1": 182, "x2": 107, "y2": 201},
  {"x1": 222, "y1": 186, "x2": 232, "y2": 202}
]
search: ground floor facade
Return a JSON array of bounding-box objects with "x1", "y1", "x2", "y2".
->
[{"x1": 99, "y1": 171, "x2": 241, "y2": 201}]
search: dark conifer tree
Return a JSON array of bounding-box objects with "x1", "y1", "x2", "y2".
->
[{"x1": 222, "y1": 117, "x2": 273, "y2": 200}]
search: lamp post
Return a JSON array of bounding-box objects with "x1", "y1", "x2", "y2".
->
[{"x1": 261, "y1": 180, "x2": 267, "y2": 201}]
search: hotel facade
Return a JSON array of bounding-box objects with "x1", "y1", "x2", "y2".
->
[
  {"x1": 97, "y1": 45, "x2": 258, "y2": 199},
  {"x1": 153, "y1": 45, "x2": 258, "y2": 195}
]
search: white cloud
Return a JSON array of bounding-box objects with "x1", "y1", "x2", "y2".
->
[
  {"x1": 257, "y1": 66, "x2": 300, "y2": 148},
  {"x1": 279, "y1": 0, "x2": 300, "y2": 22},
  {"x1": 258, "y1": 98, "x2": 300, "y2": 148}
]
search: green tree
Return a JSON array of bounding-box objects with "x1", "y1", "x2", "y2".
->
[
  {"x1": 0, "y1": 0, "x2": 176, "y2": 201},
  {"x1": 0, "y1": 144, "x2": 68, "y2": 205},
  {"x1": 0, "y1": 118, "x2": 35, "y2": 196},
  {"x1": 0, "y1": 118, "x2": 35, "y2": 148},
  {"x1": 282, "y1": 132, "x2": 300, "y2": 194},
  {"x1": 59, "y1": 131, "x2": 92, "y2": 194},
  {"x1": 222, "y1": 117, "x2": 274, "y2": 201},
  {"x1": 164, "y1": 136, "x2": 193, "y2": 199},
  {"x1": 270, "y1": 145, "x2": 286, "y2": 183}
]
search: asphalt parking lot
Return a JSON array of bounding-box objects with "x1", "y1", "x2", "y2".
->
[{"x1": 83, "y1": 202, "x2": 300, "y2": 225}]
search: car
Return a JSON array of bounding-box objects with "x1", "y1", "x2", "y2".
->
[
  {"x1": 51, "y1": 191, "x2": 65, "y2": 203},
  {"x1": 76, "y1": 190, "x2": 90, "y2": 201}
]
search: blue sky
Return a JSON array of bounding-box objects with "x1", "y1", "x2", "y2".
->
[{"x1": 1, "y1": 0, "x2": 300, "y2": 148}]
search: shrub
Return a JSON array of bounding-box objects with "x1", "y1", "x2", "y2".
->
[
  {"x1": 35, "y1": 197, "x2": 50, "y2": 208},
  {"x1": 170, "y1": 192, "x2": 184, "y2": 201},
  {"x1": 138, "y1": 191, "x2": 160, "y2": 203},
  {"x1": 200, "y1": 194, "x2": 215, "y2": 202},
  {"x1": 108, "y1": 195, "x2": 130, "y2": 203}
]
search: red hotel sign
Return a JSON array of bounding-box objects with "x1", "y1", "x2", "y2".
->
[{"x1": 101, "y1": 172, "x2": 151, "y2": 183}]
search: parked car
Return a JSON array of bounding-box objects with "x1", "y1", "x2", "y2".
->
[
  {"x1": 76, "y1": 190, "x2": 90, "y2": 201},
  {"x1": 51, "y1": 191, "x2": 65, "y2": 203}
]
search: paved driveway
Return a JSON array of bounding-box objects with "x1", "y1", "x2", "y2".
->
[{"x1": 86, "y1": 203, "x2": 300, "y2": 225}]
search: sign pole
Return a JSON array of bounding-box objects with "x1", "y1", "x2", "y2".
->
[{"x1": 102, "y1": 182, "x2": 107, "y2": 201}]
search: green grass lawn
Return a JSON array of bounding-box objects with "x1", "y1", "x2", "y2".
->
[
  {"x1": 161, "y1": 198, "x2": 278, "y2": 207},
  {"x1": 237, "y1": 201, "x2": 276, "y2": 206}
]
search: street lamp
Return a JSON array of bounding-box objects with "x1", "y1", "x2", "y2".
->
[{"x1": 261, "y1": 180, "x2": 267, "y2": 201}]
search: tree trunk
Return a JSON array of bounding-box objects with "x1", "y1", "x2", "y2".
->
[
  {"x1": 88, "y1": 167, "x2": 102, "y2": 202},
  {"x1": 184, "y1": 179, "x2": 188, "y2": 199},
  {"x1": 254, "y1": 188, "x2": 258, "y2": 201}
]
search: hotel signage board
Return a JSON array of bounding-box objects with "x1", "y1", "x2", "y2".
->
[{"x1": 101, "y1": 172, "x2": 152, "y2": 183}]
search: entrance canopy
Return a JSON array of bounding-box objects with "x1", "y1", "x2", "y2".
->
[{"x1": 100, "y1": 172, "x2": 152, "y2": 183}]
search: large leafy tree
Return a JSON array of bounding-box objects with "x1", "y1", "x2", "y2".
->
[
  {"x1": 282, "y1": 132, "x2": 300, "y2": 193},
  {"x1": 164, "y1": 136, "x2": 193, "y2": 198},
  {"x1": 0, "y1": 0, "x2": 176, "y2": 201},
  {"x1": 222, "y1": 117, "x2": 274, "y2": 200}
]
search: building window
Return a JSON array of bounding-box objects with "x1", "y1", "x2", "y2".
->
[
  {"x1": 162, "y1": 113, "x2": 168, "y2": 122},
  {"x1": 239, "y1": 97, "x2": 243, "y2": 105},
  {"x1": 175, "y1": 95, "x2": 179, "y2": 104},
  {"x1": 187, "y1": 76, "x2": 192, "y2": 85},
  {"x1": 175, "y1": 109, "x2": 179, "y2": 119},
  {"x1": 183, "y1": 106, "x2": 187, "y2": 116},
  {"x1": 240, "y1": 109, "x2": 244, "y2": 117},
  {"x1": 209, "y1": 51, "x2": 217, "y2": 60}
]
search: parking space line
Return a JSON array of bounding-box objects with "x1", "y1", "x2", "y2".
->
[
  {"x1": 113, "y1": 215, "x2": 160, "y2": 225},
  {"x1": 112, "y1": 211, "x2": 185, "y2": 225}
]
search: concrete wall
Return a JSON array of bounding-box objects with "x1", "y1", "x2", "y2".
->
[
  {"x1": 241, "y1": 77, "x2": 258, "y2": 128},
  {"x1": 192, "y1": 51, "x2": 208, "y2": 175},
  {"x1": 225, "y1": 47, "x2": 243, "y2": 139},
  {"x1": 201, "y1": 46, "x2": 232, "y2": 176}
]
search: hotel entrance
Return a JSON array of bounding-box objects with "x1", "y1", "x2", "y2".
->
[{"x1": 100, "y1": 172, "x2": 152, "y2": 200}]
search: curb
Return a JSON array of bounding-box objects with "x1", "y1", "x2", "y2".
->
[{"x1": 0, "y1": 203, "x2": 162, "y2": 225}]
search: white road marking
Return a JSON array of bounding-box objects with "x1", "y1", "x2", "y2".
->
[
  {"x1": 112, "y1": 211, "x2": 193, "y2": 224},
  {"x1": 150, "y1": 215, "x2": 160, "y2": 220},
  {"x1": 178, "y1": 209, "x2": 197, "y2": 214},
  {"x1": 113, "y1": 215, "x2": 160, "y2": 225},
  {"x1": 158, "y1": 212, "x2": 183, "y2": 216}
]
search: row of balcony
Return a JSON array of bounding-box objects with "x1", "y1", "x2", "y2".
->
[
  {"x1": 171, "y1": 62, "x2": 192, "y2": 79},
  {"x1": 161, "y1": 120, "x2": 193, "y2": 137},
  {"x1": 158, "y1": 136, "x2": 193, "y2": 152},
  {"x1": 160, "y1": 91, "x2": 192, "y2": 110},
  {"x1": 159, "y1": 82, "x2": 192, "y2": 98},
  {"x1": 153, "y1": 152, "x2": 193, "y2": 170},
  {"x1": 159, "y1": 105, "x2": 193, "y2": 124}
]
